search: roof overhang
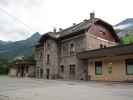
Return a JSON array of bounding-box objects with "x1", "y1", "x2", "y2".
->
[
  {"x1": 58, "y1": 29, "x2": 86, "y2": 40},
  {"x1": 77, "y1": 44, "x2": 133, "y2": 59},
  {"x1": 39, "y1": 32, "x2": 57, "y2": 43}
]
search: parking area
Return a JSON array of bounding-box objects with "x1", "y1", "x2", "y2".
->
[{"x1": 0, "y1": 76, "x2": 133, "y2": 100}]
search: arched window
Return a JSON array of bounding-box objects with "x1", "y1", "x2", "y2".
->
[
  {"x1": 99, "y1": 31, "x2": 106, "y2": 36},
  {"x1": 104, "y1": 45, "x2": 107, "y2": 48},
  {"x1": 47, "y1": 54, "x2": 50, "y2": 64},
  {"x1": 100, "y1": 44, "x2": 107, "y2": 48},
  {"x1": 60, "y1": 65, "x2": 64, "y2": 73},
  {"x1": 70, "y1": 43, "x2": 75, "y2": 56},
  {"x1": 100, "y1": 44, "x2": 103, "y2": 48}
]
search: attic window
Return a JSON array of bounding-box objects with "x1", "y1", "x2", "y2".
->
[
  {"x1": 100, "y1": 44, "x2": 103, "y2": 48},
  {"x1": 104, "y1": 45, "x2": 107, "y2": 48},
  {"x1": 99, "y1": 31, "x2": 106, "y2": 35}
]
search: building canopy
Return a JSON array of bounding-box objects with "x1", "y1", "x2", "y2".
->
[{"x1": 77, "y1": 44, "x2": 133, "y2": 59}]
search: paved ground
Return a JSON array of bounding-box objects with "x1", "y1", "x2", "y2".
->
[{"x1": 0, "y1": 76, "x2": 133, "y2": 100}]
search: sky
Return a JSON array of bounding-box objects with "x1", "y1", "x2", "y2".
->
[{"x1": 0, "y1": 0, "x2": 132, "y2": 41}]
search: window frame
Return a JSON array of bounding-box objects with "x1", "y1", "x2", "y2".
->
[
  {"x1": 60, "y1": 65, "x2": 64, "y2": 73},
  {"x1": 40, "y1": 52, "x2": 43, "y2": 59},
  {"x1": 104, "y1": 45, "x2": 107, "y2": 48},
  {"x1": 46, "y1": 54, "x2": 50, "y2": 64},
  {"x1": 70, "y1": 43, "x2": 75, "y2": 56},
  {"x1": 95, "y1": 61, "x2": 102, "y2": 75},
  {"x1": 99, "y1": 31, "x2": 106, "y2": 36},
  {"x1": 126, "y1": 59, "x2": 133, "y2": 75},
  {"x1": 100, "y1": 44, "x2": 103, "y2": 48},
  {"x1": 69, "y1": 64, "x2": 76, "y2": 75}
]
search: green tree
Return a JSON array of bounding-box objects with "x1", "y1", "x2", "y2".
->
[{"x1": 121, "y1": 33, "x2": 133, "y2": 44}]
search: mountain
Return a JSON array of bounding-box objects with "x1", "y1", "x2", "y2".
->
[
  {"x1": 0, "y1": 40, "x2": 12, "y2": 45},
  {"x1": 0, "y1": 32, "x2": 41, "y2": 60},
  {"x1": 114, "y1": 18, "x2": 133, "y2": 37},
  {"x1": 115, "y1": 18, "x2": 133, "y2": 27}
]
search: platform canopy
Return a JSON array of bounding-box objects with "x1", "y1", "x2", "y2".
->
[{"x1": 77, "y1": 44, "x2": 133, "y2": 59}]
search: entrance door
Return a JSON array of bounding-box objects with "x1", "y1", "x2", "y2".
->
[
  {"x1": 21, "y1": 66, "x2": 24, "y2": 77},
  {"x1": 46, "y1": 68, "x2": 50, "y2": 79},
  {"x1": 40, "y1": 68, "x2": 43, "y2": 78},
  {"x1": 69, "y1": 65, "x2": 76, "y2": 80}
]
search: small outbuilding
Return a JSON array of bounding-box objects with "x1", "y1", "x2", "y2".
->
[{"x1": 9, "y1": 59, "x2": 36, "y2": 78}]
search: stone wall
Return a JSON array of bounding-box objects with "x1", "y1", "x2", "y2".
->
[
  {"x1": 59, "y1": 34, "x2": 87, "y2": 80},
  {"x1": 34, "y1": 47, "x2": 44, "y2": 78},
  {"x1": 43, "y1": 38, "x2": 59, "y2": 79}
]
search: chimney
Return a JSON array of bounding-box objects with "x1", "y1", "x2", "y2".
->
[
  {"x1": 73, "y1": 23, "x2": 76, "y2": 26},
  {"x1": 53, "y1": 27, "x2": 56, "y2": 33},
  {"x1": 83, "y1": 19, "x2": 88, "y2": 22},
  {"x1": 90, "y1": 12, "x2": 95, "y2": 20}
]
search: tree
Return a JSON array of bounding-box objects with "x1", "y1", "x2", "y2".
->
[{"x1": 121, "y1": 33, "x2": 133, "y2": 44}]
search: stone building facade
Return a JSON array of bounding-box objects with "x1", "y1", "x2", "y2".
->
[
  {"x1": 35, "y1": 13, "x2": 119, "y2": 80},
  {"x1": 34, "y1": 46, "x2": 44, "y2": 78}
]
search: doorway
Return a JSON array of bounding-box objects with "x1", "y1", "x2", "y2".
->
[
  {"x1": 20, "y1": 66, "x2": 25, "y2": 77},
  {"x1": 40, "y1": 68, "x2": 43, "y2": 78},
  {"x1": 69, "y1": 65, "x2": 76, "y2": 80},
  {"x1": 46, "y1": 68, "x2": 50, "y2": 79}
]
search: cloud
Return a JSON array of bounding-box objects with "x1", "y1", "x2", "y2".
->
[
  {"x1": 0, "y1": 0, "x2": 9, "y2": 6},
  {"x1": 0, "y1": 0, "x2": 132, "y2": 41},
  {"x1": 0, "y1": 0, "x2": 47, "y2": 41}
]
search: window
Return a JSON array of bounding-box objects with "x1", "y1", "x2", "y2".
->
[
  {"x1": 60, "y1": 65, "x2": 64, "y2": 73},
  {"x1": 45, "y1": 40, "x2": 50, "y2": 49},
  {"x1": 99, "y1": 31, "x2": 106, "y2": 35},
  {"x1": 47, "y1": 42, "x2": 50, "y2": 48},
  {"x1": 70, "y1": 43, "x2": 75, "y2": 56},
  {"x1": 100, "y1": 44, "x2": 106, "y2": 48},
  {"x1": 69, "y1": 64, "x2": 76, "y2": 74},
  {"x1": 100, "y1": 44, "x2": 103, "y2": 48},
  {"x1": 95, "y1": 61, "x2": 102, "y2": 75},
  {"x1": 62, "y1": 44, "x2": 68, "y2": 56},
  {"x1": 47, "y1": 54, "x2": 50, "y2": 64},
  {"x1": 40, "y1": 52, "x2": 43, "y2": 59},
  {"x1": 126, "y1": 59, "x2": 133, "y2": 75},
  {"x1": 104, "y1": 45, "x2": 107, "y2": 48}
]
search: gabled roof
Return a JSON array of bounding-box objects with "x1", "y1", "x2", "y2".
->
[
  {"x1": 38, "y1": 18, "x2": 119, "y2": 45},
  {"x1": 56, "y1": 19, "x2": 93, "y2": 38},
  {"x1": 77, "y1": 44, "x2": 133, "y2": 59},
  {"x1": 57, "y1": 18, "x2": 119, "y2": 41}
]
